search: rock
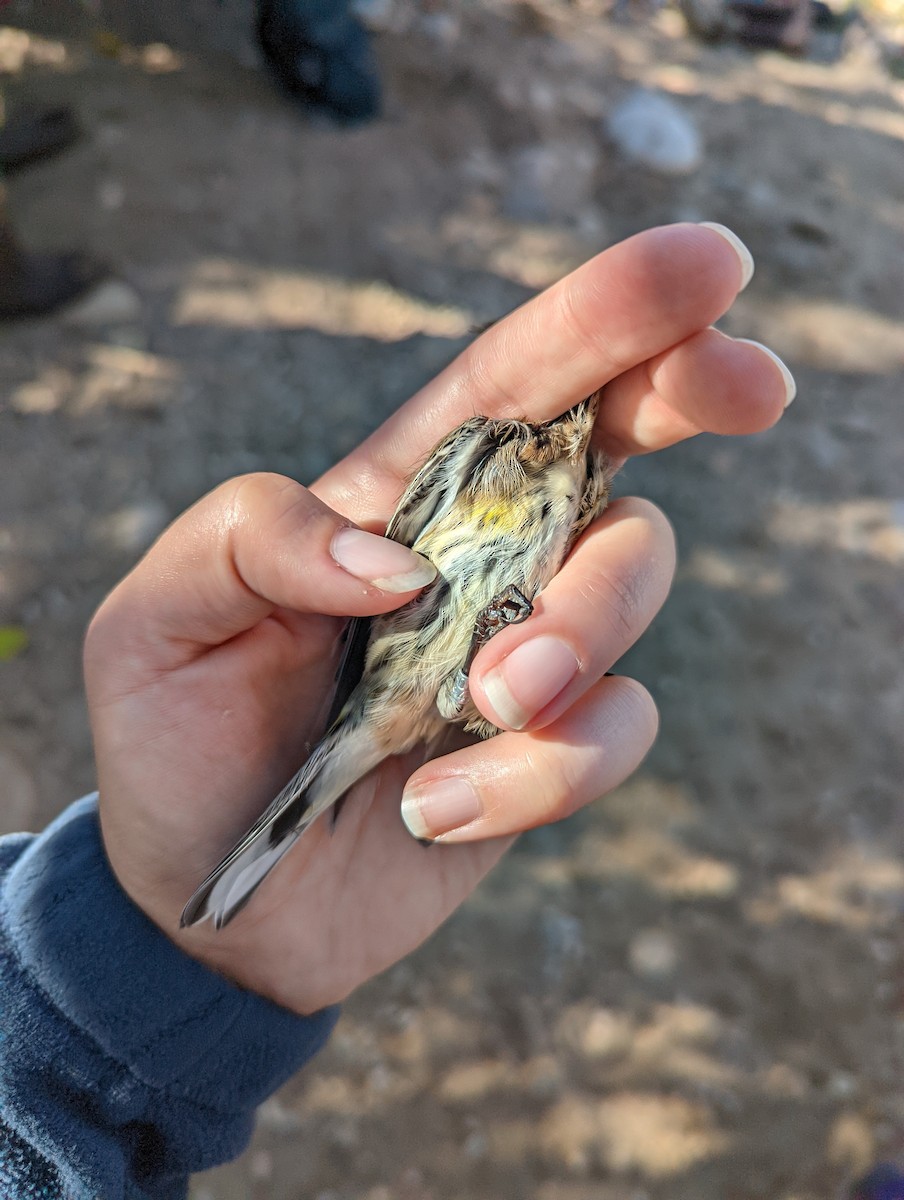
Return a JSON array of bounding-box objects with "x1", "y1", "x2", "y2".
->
[
  {"x1": 97, "y1": 179, "x2": 125, "y2": 211},
  {"x1": 256, "y1": 1097, "x2": 302, "y2": 1133},
  {"x1": 249, "y1": 1150, "x2": 273, "y2": 1182},
  {"x1": 352, "y1": 0, "x2": 397, "y2": 31},
  {"x1": 460, "y1": 146, "x2": 504, "y2": 189},
  {"x1": 628, "y1": 928, "x2": 679, "y2": 977},
  {"x1": 463, "y1": 1129, "x2": 488, "y2": 1159},
  {"x1": 541, "y1": 908, "x2": 585, "y2": 984},
  {"x1": 503, "y1": 141, "x2": 598, "y2": 223},
  {"x1": 419, "y1": 11, "x2": 460, "y2": 47},
  {"x1": 63, "y1": 280, "x2": 143, "y2": 327},
  {"x1": 95, "y1": 498, "x2": 170, "y2": 555},
  {"x1": 607, "y1": 88, "x2": 703, "y2": 175}
]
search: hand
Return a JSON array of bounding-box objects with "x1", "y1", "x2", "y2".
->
[{"x1": 86, "y1": 223, "x2": 793, "y2": 1015}]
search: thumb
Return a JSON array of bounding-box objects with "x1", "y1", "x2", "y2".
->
[{"x1": 86, "y1": 472, "x2": 435, "y2": 670}]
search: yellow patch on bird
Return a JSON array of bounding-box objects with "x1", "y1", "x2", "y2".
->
[{"x1": 475, "y1": 499, "x2": 527, "y2": 533}]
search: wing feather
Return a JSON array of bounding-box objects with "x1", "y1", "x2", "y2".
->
[{"x1": 327, "y1": 416, "x2": 494, "y2": 730}]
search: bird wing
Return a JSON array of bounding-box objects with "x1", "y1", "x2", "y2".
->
[
  {"x1": 325, "y1": 414, "x2": 493, "y2": 730},
  {"x1": 180, "y1": 416, "x2": 500, "y2": 928},
  {"x1": 179, "y1": 733, "x2": 336, "y2": 927},
  {"x1": 180, "y1": 720, "x2": 383, "y2": 928},
  {"x1": 385, "y1": 415, "x2": 491, "y2": 545}
]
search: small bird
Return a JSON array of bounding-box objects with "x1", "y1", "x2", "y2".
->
[{"x1": 181, "y1": 393, "x2": 611, "y2": 929}]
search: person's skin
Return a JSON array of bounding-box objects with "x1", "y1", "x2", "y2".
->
[{"x1": 86, "y1": 224, "x2": 794, "y2": 1016}]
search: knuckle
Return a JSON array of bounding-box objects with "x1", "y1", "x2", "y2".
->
[
  {"x1": 217, "y1": 474, "x2": 336, "y2": 549},
  {"x1": 521, "y1": 747, "x2": 586, "y2": 824},
  {"x1": 217, "y1": 472, "x2": 299, "y2": 528},
  {"x1": 553, "y1": 277, "x2": 632, "y2": 379},
  {"x1": 582, "y1": 567, "x2": 642, "y2": 645},
  {"x1": 577, "y1": 503, "x2": 676, "y2": 644}
]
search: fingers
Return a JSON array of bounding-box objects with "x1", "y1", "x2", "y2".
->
[
  {"x1": 399, "y1": 496, "x2": 674, "y2": 843},
  {"x1": 400, "y1": 674, "x2": 658, "y2": 842},
  {"x1": 599, "y1": 327, "x2": 795, "y2": 459},
  {"x1": 315, "y1": 222, "x2": 782, "y2": 527},
  {"x1": 469, "y1": 497, "x2": 675, "y2": 732},
  {"x1": 86, "y1": 473, "x2": 436, "y2": 669}
]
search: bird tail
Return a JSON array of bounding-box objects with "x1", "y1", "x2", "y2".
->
[{"x1": 180, "y1": 720, "x2": 381, "y2": 930}]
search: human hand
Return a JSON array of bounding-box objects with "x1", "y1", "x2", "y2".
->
[{"x1": 87, "y1": 223, "x2": 793, "y2": 1015}]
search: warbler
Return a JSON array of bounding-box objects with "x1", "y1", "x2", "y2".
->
[{"x1": 181, "y1": 391, "x2": 612, "y2": 929}]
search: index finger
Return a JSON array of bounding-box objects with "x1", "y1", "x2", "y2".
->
[{"x1": 314, "y1": 222, "x2": 752, "y2": 526}]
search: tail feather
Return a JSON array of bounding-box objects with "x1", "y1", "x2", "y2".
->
[
  {"x1": 187, "y1": 832, "x2": 301, "y2": 930},
  {"x1": 180, "y1": 722, "x2": 381, "y2": 929}
]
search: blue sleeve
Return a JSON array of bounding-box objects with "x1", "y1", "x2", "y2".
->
[{"x1": 0, "y1": 796, "x2": 339, "y2": 1199}]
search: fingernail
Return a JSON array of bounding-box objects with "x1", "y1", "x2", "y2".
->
[
  {"x1": 331, "y1": 527, "x2": 437, "y2": 592},
  {"x1": 401, "y1": 777, "x2": 482, "y2": 840},
  {"x1": 482, "y1": 636, "x2": 580, "y2": 730},
  {"x1": 698, "y1": 222, "x2": 755, "y2": 292},
  {"x1": 736, "y1": 339, "x2": 798, "y2": 407}
]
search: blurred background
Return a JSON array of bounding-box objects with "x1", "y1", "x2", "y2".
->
[{"x1": 1, "y1": 0, "x2": 903, "y2": 1196}]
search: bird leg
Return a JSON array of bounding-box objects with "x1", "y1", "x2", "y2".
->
[{"x1": 438, "y1": 585, "x2": 533, "y2": 719}]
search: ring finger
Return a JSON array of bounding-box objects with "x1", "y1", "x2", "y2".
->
[{"x1": 468, "y1": 496, "x2": 675, "y2": 732}]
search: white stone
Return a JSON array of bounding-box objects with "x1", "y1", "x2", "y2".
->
[
  {"x1": 607, "y1": 88, "x2": 703, "y2": 175},
  {"x1": 628, "y1": 928, "x2": 679, "y2": 977},
  {"x1": 503, "y1": 141, "x2": 598, "y2": 222},
  {"x1": 419, "y1": 12, "x2": 460, "y2": 47},
  {"x1": 63, "y1": 280, "x2": 143, "y2": 327},
  {"x1": 352, "y1": 0, "x2": 396, "y2": 30},
  {"x1": 96, "y1": 499, "x2": 170, "y2": 554}
]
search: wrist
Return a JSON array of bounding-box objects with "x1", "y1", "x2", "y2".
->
[{"x1": 102, "y1": 833, "x2": 346, "y2": 1016}]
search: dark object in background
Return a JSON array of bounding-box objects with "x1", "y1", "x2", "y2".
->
[
  {"x1": 680, "y1": 0, "x2": 815, "y2": 50},
  {"x1": 0, "y1": 105, "x2": 80, "y2": 174},
  {"x1": 730, "y1": 0, "x2": 814, "y2": 50},
  {"x1": 0, "y1": 103, "x2": 105, "y2": 319},
  {"x1": 852, "y1": 1164, "x2": 904, "y2": 1200},
  {"x1": 0, "y1": 213, "x2": 105, "y2": 319},
  {"x1": 255, "y1": 0, "x2": 381, "y2": 122},
  {"x1": 680, "y1": 0, "x2": 855, "y2": 51}
]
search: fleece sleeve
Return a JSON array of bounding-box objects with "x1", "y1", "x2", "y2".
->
[{"x1": 0, "y1": 795, "x2": 339, "y2": 1200}]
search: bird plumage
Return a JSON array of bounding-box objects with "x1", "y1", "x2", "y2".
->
[{"x1": 181, "y1": 392, "x2": 611, "y2": 929}]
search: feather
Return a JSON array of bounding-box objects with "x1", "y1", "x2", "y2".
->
[{"x1": 180, "y1": 722, "x2": 382, "y2": 928}]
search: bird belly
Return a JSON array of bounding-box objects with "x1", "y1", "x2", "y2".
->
[{"x1": 362, "y1": 462, "x2": 581, "y2": 736}]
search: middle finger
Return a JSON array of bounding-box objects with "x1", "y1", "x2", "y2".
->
[{"x1": 314, "y1": 224, "x2": 746, "y2": 528}]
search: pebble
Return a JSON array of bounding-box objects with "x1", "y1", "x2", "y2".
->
[
  {"x1": 248, "y1": 1150, "x2": 273, "y2": 1182},
  {"x1": 98, "y1": 179, "x2": 126, "y2": 211},
  {"x1": 607, "y1": 88, "x2": 703, "y2": 175},
  {"x1": 463, "y1": 1129, "x2": 488, "y2": 1159},
  {"x1": 628, "y1": 928, "x2": 679, "y2": 977},
  {"x1": 419, "y1": 11, "x2": 460, "y2": 47},
  {"x1": 63, "y1": 280, "x2": 143, "y2": 327},
  {"x1": 503, "y1": 141, "x2": 598, "y2": 223},
  {"x1": 95, "y1": 499, "x2": 170, "y2": 555},
  {"x1": 541, "y1": 908, "x2": 585, "y2": 984},
  {"x1": 352, "y1": 0, "x2": 397, "y2": 30},
  {"x1": 256, "y1": 1097, "x2": 302, "y2": 1133}
]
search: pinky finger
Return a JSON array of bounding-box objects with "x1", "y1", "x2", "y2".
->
[{"x1": 400, "y1": 675, "x2": 658, "y2": 843}]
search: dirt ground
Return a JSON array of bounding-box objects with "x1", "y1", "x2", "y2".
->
[{"x1": 2, "y1": 1, "x2": 904, "y2": 1197}]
